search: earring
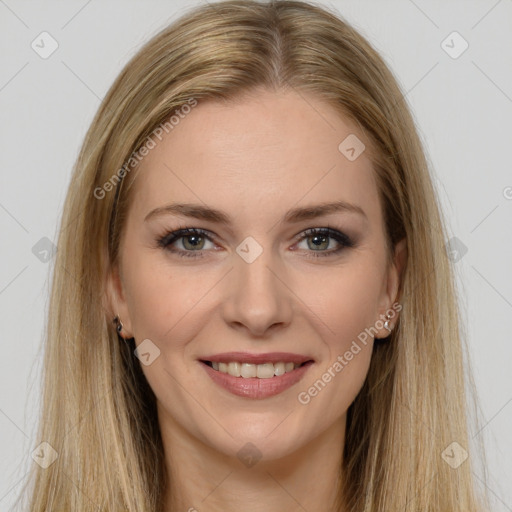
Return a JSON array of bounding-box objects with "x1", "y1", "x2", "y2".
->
[
  {"x1": 112, "y1": 315, "x2": 124, "y2": 338},
  {"x1": 384, "y1": 313, "x2": 392, "y2": 332}
]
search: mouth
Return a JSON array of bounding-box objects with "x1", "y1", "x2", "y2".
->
[
  {"x1": 200, "y1": 359, "x2": 313, "y2": 378},
  {"x1": 198, "y1": 352, "x2": 315, "y2": 399}
]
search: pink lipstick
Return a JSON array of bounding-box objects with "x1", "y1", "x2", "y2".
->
[{"x1": 199, "y1": 352, "x2": 314, "y2": 399}]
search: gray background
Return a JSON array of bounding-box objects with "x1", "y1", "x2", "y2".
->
[{"x1": 1, "y1": 0, "x2": 511, "y2": 510}]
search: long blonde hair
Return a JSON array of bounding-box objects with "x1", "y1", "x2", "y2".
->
[{"x1": 19, "y1": 1, "x2": 490, "y2": 510}]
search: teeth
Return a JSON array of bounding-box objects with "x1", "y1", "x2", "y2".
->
[
  {"x1": 256, "y1": 363, "x2": 274, "y2": 379},
  {"x1": 211, "y1": 361, "x2": 303, "y2": 378},
  {"x1": 274, "y1": 362, "x2": 286, "y2": 376},
  {"x1": 228, "y1": 361, "x2": 241, "y2": 377},
  {"x1": 240, "y1": 363, "x2": 257, "y2": 378}
]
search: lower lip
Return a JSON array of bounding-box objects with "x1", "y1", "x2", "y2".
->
[{"x1": 200, "y1": 361, "x2": 313, "y2": 399}]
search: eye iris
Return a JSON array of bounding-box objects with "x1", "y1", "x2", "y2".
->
[
  {"x1": 308, "y1": 234, "x2": 329, "y2": 251},
  {"x1": 183, "y1": 234, "x2": 204, "y2": 250}
]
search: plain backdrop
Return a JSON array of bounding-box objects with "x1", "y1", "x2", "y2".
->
[{"x1": 1, "y1": 0, "x2": 511, "y2": 510}]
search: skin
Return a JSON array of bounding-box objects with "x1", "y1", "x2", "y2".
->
[{"x1": 106, "y1": 88, "x2": 407, "y2": 511}]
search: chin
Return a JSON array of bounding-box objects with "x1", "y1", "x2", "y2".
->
[{"x1": 199, "y1": 415, "x2": 310, "y2": 464}]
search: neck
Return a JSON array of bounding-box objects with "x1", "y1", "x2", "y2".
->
[{"x1": 160, "y1": 410, "x2": 346, "y2": 512}]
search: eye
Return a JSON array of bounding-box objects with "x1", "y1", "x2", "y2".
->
[
  {"x1": 156, "y1": 226, "x2": 355, "y2": 259},
  {"x1": 157, "y1": 228, "x2": 216, "y2": 258},
  {"x1": 294, "y1": 227, "x2": 354, "y2": 258}
]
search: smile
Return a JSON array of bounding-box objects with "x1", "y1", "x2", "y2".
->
[
  {"x1": 203, "y1": 360, "x2": 307, "y2": 378},
  {"x1": 199, "y1": 356, "x2": 314, "y2": 399}
]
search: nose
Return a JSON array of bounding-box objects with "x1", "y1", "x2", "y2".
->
[{"x1": 221, "y1": 245, "x2": 294, "y2": 337}]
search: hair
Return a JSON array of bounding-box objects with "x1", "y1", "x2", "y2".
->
[{"x1": 18, "y1": 0, "x2": 490, "y2": 510}]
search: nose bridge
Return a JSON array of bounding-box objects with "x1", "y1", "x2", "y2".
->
[{"x1": 223, "y1": 237, "x2": 292, "y2": 334}]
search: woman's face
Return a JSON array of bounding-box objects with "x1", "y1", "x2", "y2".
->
[{"x1": 107, "y1": 88, "x2": 404, "y2": 461}]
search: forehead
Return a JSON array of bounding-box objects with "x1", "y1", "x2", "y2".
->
[{"x1": 129, "y1": 89, "x2": 381, "y2": 225}]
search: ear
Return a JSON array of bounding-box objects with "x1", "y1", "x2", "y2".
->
[
  {"x1": 103, "y1": 263, "x2": 134, "y2": 338},
  {"x1": 376, "y1": 238, "x2": 407, "y2": 336}
]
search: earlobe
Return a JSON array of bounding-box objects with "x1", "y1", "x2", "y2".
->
[
  {"x1": 112, "y1": 315, "x2": 126, "y2": 340},
  {"x1": 375, "y1": 238, "x2": 408, "y2": 340},
  {"x1": 103, "y1": 265, "x2": 133, "y2": 338}
]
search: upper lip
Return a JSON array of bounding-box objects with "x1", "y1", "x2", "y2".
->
[{"x1": 201, "y1": 352, "x2": 314, "y2": 365}]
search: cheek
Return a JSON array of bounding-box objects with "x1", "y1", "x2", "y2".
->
[
  {"x1": 123, "y1": 255, "x2": 215, "y2": 346},
  {"x1": 306, "y1": 257, "x2": 385, "y2": 347},
  {"x1": 298, "y1": 255, "x2": 382, "y2": 404},
  {"x1": 296, "y1": 263, "x2": 379, "y2": 420}
]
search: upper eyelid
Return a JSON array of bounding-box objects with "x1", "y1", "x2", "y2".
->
[{"x1": 160, "y1": 226, "x2": 351, "y2": 248}]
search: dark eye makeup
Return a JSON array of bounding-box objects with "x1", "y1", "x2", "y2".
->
[{"x1": 156, "y1": 225, "x2": 356, "y2": 260}]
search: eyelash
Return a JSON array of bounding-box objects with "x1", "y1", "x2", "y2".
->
[{"x1": 156, "y1": 226, "x2": 355, "y2": 259}]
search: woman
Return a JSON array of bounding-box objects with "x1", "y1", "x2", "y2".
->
[{"x1": 21, "y1": 0, "x2": 490, "y2": 510}]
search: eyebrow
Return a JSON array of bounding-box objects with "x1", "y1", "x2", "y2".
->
[{"x1": 144, "y1": 200, "x2": 367, "y2": 224}]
